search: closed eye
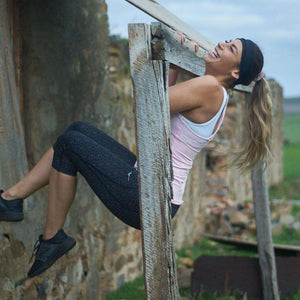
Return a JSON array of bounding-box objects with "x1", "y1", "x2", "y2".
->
[{"x1": 225, "y1": 40, "x2": 237, "y2": 54}]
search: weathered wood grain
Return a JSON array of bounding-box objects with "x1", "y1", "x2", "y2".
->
[
  {"x1": 129, "y1": 23, "x2": 179, "y2": 299},
  {"x1": 252, "y1": 161, "x2": 280, "y2": 300},
  {"x1": 126, "y1": 0, "x2": 214, "y2": 51},
  {"x1": 0, "y1": 0, "x2": 28, "y2": 187}
]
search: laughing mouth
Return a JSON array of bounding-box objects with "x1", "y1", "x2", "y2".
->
[{"x1": 212, "y1": 48, "x2": 220, "y2": 58}]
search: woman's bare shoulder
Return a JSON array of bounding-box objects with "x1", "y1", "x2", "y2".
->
[
  {"x1": 169, "y1": 75, "x2": 224, "y2": 114},
  {"x1": 190, "y1": 75, "x2": 224, "y2": 104}
]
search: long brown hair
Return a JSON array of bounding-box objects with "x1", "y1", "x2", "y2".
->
[{"x1": 232, "y1": 42, "x2": 273, "y2": 171}]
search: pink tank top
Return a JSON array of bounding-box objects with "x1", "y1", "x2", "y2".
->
[
  {"x1": 170, "y1": 87, "x2": 229, "y2": 204},
  {"x1": 134, "y1": 87, "x2": 229, "y2": 205}
]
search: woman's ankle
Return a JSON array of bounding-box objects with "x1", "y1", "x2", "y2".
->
[{"x1": 43, "y1": 229, "x2": 59, "y2": 241}]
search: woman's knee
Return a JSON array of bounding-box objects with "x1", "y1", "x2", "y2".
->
[
  {"x1": 53, "y1": 130, "x2": 80, "y2": 153},
  {"x1": 66, "y1": 121, "x2": 89, "y2": 132}
]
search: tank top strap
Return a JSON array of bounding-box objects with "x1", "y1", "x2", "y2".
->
[{"x1": 209, "y1": 87, "x2": 229, "y2": 140}]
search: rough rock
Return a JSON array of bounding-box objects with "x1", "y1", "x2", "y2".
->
[
  {"x1": 177, "y1": 266, "x2": 193, "y2": 288},
  {"x1": 272, "y1": 222, "x2": 283, "y2": 235},
  {"x1": 279, "y1": 214, "x2": 295, "y2": 225},
  {"x1": 292, "y1": 221, "x2": 300, "y2": 231},
  {"x1": 179, "y1": 257, "x2": 194, "y2": 268},
  {"x1": 227, "y1": 207, "x2": 249, "y2": 227}
]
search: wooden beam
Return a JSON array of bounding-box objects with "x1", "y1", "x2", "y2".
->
[
  {"x1": 151, "y1": 22, "x2": 206, "y2": 77},
  {"x1": 251, "y1": 161, "x2": 280, "y2": 300},
  {"x1": 202, "y1": 233, "x2": 300, "y2": 255},
  {"x1": 150, "y1": 22, "x2": 253, "y2": 94},
  {"x1": 0, "y1": 0, "x2": 28, "y2": 187},
  {"x1": 128, "y1": 23, "x2": 179, "y2": 299},
  {"x1": 126, "y1": 0, "x2": 215, "y2": 51}
]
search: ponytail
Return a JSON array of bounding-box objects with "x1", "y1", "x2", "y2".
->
[{"x1": 233, "y1": 78, "x2": 273, "y2": 171}]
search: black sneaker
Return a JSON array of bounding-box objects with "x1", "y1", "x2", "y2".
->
[
  {"x1": 27, "y1": 229, "x2": 76, "y2": 278},
  {"x1": 0, "y1": 190, "x2": 24, "y2": 222}
]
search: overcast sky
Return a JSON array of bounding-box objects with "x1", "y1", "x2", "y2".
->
[{"x1": 106, "y1": 0, "x2": 300, "y2": 98}]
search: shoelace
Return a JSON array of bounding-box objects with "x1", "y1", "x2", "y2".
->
[{"x1": 29, "y1": 239, "x2": 40, "y2": 263}]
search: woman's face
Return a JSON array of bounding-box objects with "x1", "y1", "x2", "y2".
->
[{"x1": 204, "y1": 39, "x2": 243, "y2": 79}]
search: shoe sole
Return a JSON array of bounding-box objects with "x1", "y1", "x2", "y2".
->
[
  {"x1": 0, "y1": 211, "x2": 24, "y2": 222},
  {"x1": 28, "y1": 237, "x2": 76, "y2": 278}
]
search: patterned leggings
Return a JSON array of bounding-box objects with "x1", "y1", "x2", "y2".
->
[{"x1": 52, "y1": 121, "x2": 179, "y2": 230}]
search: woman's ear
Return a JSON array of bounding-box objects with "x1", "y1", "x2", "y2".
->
[{"x1": 231, "y1": 69, "x2": 240, "y2": 80}]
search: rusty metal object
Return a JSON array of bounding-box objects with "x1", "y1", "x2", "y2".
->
[{"x1": 191, "y1": 255, "x2": 300, "y2": 299}]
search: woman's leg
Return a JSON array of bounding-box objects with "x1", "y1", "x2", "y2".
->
[
  {"x1": 27, "y1": 128, "x2": 139, "y2": 277},
  {"x1": 43, "y1": 169, "x2": 77, "y2": 239},
  {"x1": 51, "y1": 128, "x2": 140, "y2": 229},
  {"x1": 28, "y1": 127, "x2": 180, "y2": 277},
  {"x1": 50, "y1": 125, "x2": 180, "y2": 231},
  {"x1": 2, "y1": 121, "x2": 135, "y2": 202},
  {"x1": 64, "y1": 121, "x2": 136, "y2": 165},
  {"x1": 1, "y1": 148, "x2": 54, "y2": 200}
]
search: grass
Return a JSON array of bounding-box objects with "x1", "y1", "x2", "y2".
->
[
  {"x1": 283, "y1": 144, "x2": 300, "y2": 181},
  {"x1": 283, "y1": 114, "x2": 300, "y2": 144},
  {"x1": 107, "y1": 283, "x2": 300, "y2": 300},
  {"x1": 270, "y1": 114, "x2": 300, "y2": 199},
  {"x1": 272, "y1": 225, "x2": 300, "y2": 246},
  {"x1": 176, "y1": 237, "x2": 258, "y2": 260},
  {"x1": 106, "y1": 277, "x2": 145, "y2": 300}
]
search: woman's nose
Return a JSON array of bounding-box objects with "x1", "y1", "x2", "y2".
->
[{"x1": 218, "y1": 42, "x2": 224, "y2": 50}]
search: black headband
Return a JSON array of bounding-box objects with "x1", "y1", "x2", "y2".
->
[{"x1": 236, "y1": 38, "x2": 256, "y2": 85}]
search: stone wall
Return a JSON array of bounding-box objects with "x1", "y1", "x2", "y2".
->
[
  {"x1": 0, "y1": 1, "x2": 284, "y2": 299},
  {"x1": 1, "y1": 1, "x2": 141, "y2": 299}
]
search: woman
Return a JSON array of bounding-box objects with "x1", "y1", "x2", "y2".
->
[{"x1": 0, "y1": 38, "x2": 272, "y2": 277}]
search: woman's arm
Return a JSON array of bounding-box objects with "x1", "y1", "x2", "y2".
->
[{"x1": 169, "y1": 75, "x2": 223, "y2": 115}]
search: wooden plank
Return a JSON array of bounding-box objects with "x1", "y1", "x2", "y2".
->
[
  {"x1": 151, "y1": 22, "x2": 206, "y2": 77},
  {"x1": 126, "y1": 0, "x2": 215, "y2": 51},
  {"x1": 202, "y1": 233, "x2": 300, "y2": 254},
  {"x1": 150, "y1": 22, "x2": 253, "y2": 94},
  {"x1": 251, "y1": 161, "x2": 280, "y2": 300},
  {"x1": 128, "y1": 23, "x2": 179, "y2": 299},
  {"x1": 0, "y1": 0, "x2": 28, "y2": 188}
]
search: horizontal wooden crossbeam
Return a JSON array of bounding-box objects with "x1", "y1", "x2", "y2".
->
[{"x1": 126, "y1": 0, "x2": 214, "y2": 51}]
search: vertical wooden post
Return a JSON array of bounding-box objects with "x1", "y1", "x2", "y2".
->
[
  {"x1": 252, "y1": 161, "x2": 280, "y2": 300},
  {"x1": 0, "y1": 0, "x2": 28, "y2": 187},
  {"x1": 128, "y1": 23, "x2": 180, "y2": 299}
]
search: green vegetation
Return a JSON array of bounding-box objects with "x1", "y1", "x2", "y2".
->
[
  {"x1": 107, "y1": 281, "x2": 300, "y2": 300},
  {"x1": 283, "y1": 114, "x2": 300, "y2": 144},
  {"x1": 106, "y1": 277, "x2": 145, "y2": 300},
  {"x1": 272, "y1": 225, "x2": 300, "y2": 246},
  {"x1": 176, "y1": 237, "x2": 258, "y2": 260},
  {"x1": 270, "y1": 114, "x2": 300, "y2": 199}
]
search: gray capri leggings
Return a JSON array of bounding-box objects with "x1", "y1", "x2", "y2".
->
[{"x1": 52, "y1": 121, "x2": 179, "y2": 230}]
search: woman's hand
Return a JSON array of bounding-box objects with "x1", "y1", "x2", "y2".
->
[{"x1": 169, "y1": 69, "x2": 180, "y2": 86}]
